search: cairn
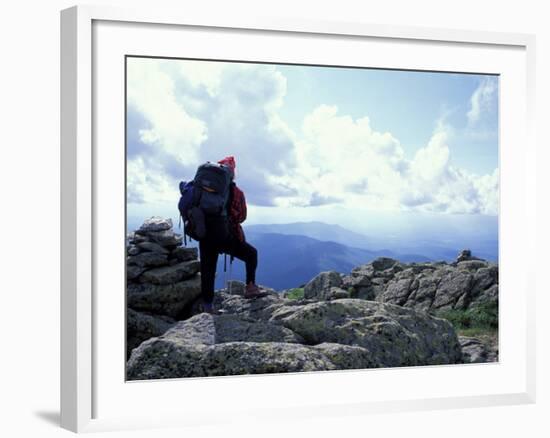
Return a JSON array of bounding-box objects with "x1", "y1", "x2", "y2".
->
[{"x1": 126, "y1": 216, "x2": 201, "y2": 358}]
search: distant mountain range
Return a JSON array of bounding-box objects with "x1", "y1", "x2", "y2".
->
[{"x1": 221, "y1": 231, "x2": 431, "y2": 290}]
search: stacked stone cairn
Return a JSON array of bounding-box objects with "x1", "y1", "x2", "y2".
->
[{"x1": 126, "y1": 217, "x2": 201, "y2": 358}]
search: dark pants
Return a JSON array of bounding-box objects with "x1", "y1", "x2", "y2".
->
[{"x1": 199, "y1": 235, "x2": 258, "y2": 304}]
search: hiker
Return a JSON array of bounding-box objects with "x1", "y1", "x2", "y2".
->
[{"x1": 178, "y1": 156, "x2": 262, "y2": 314}]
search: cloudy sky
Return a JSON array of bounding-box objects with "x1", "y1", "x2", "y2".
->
[{"x1": 126, "y1": 57, "x2": 498, "y2": 235}]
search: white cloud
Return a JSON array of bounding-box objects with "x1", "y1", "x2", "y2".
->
[
  {"x1": 272, "y1": 107, "x2": 498, "y2": 215},
  {"x1": 127, "y1": 59, "x2": 296, "y2": 207},
  {"x1": 127, "y1": 60, "x2": 499, "y2": 216},
  {"x1": 467, "y1": 76, "x2": 498, "y2": 125},
  {"x1": 127, "y1": 59, "x2": 207, "y2": 165}
]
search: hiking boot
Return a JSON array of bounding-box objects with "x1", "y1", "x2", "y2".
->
[{"x1": 244, "y1": 283, "x2": 266, "y2": 299}]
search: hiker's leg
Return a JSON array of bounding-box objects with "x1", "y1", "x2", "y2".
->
[
  {"x1": 199, "y1": 240, "x2": 219, "y2": 303},
  {"x1": 227, "y1": 240, "x2": 258, "y2": 284}
]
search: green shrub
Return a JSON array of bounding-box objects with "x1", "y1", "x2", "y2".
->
[
  {"x1": 435, "y1": 301, "x2": 498, "y2": 331},
  {"x1": 286, "y1": 288, "x2": 305, "y2": 300}
]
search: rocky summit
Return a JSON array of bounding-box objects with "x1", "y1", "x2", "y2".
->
[{"x1": 126, "y1": 217, "x2": 498, "y2": 379}]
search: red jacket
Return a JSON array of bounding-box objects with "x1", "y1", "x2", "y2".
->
[{"x1": 228, "y1": 184, "x2": 247, "y2": 242}]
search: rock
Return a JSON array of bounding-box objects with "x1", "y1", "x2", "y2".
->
[
  {"x1": 351, "y1": 286, "x2": 376, "y2": 300},
  {"x1": 170, "y1": 246, "x2": 198, "y2": 262},
  {"x1": 127, "y1": 264, "x2": 146, "y2": 281},
  {"x1": 304, "y1": 271, "x2": 343, "y2": 300},
  {"x1": 456, "y1": 249, "x2": 482, "y2": 263},
  {"x1": 457, "y1": 260, "x2": 488, "y2": 271},
  {"x1": 372, "y1": 257, "x2": 399, "y2": 271},
  {"x1": 136, "y1": 216, "x2": 173, "y2": 234},
  {"x1": 214, "y1": 292, "x2": 287, "y2": 321},
  {"x1": 127, "y1": 252, "x2": 168, "y2": 268},
  {"x1": 146, "y1": 230, "x2": 183, "y2": 247},
  {"x1": 470, "y1": 284, "x2": 499, "y2": 307},
  {"x1": 128, "y1": 232, "x2": 147, "y2": 245},
  {"x1": 127, "y1": 340, "x2": 337, "y2": 380},
  {"x1": 378, "y1": 277, "x2": 416, "y2": 306},
  {"x1": 126, "y1": 309, "x2": 176, "y2": 359},
  {"x1": 351, "y1": 264, "x2": 375, "y2": 278},
  {"x1": 326, "y1": 287, "x2": 351, "y2": 300},
  {"x1": 127, "y1": 275, "x2": 202, "y2": 318},
  {"x1": 313, "y1": 343, "x2": 379, "y2": 369},
  {"x1": 432, "y1": 269, "x2": 473, "y2": 310},
  {"x1": 473, "y1": 265, "x2": 498, "y2": 290},
  {"x1": 456, "y1": 249, "x2": 472, "y2": 262},
  {"x1": 269, "y1": 299, "x2": 462, "y2": 367},
  {"x1": 342, "y1": 274, "x2": 371, "y2": 288},
  {"x1": 137, "y1": 241, "x2": 169, "y2": 254},
  {"x1": 127, "y1": 245, "x2": 141, "y2": 256},
  {"x1": 162, "y1": 313, "x2": 304, "y2": 345},
  {"x1": 459, "y1": 336, "x2": 498, "y2": 363},
  {"x1": 139, "y1": 260, "x2": 200, "y2": 285}
]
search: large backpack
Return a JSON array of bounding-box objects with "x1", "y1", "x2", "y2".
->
[{"x1": 178, "y1": 162, "x2": 233, "y2": 243}]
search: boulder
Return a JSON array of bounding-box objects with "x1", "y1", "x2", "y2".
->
[
  {"x1": 137, "y1": 241, "x2": 170, "y2": 254},
  {"x1": 170, "y1": 246, "x2": 199, "y2": 262},
  {"x1": 127, "y1": 264, "x2": 146, "y2": 281},
  {"x1": 126, "y1": 308, "x2": 176, "y2": 359},
  {"x1": 313, "y1": 342, "x2": 379, "y2": 369},
  {"x1": 459, "y1": 336, "x2": 498, "y2": 363},
  {"x1": 269, "y1": 299, "x2": 462, "y2": 367},
  {"x1": 342, "y1": 274, "x2": 371, "y2": 288},
  {"x1": 213, "y1": 291, "x2": 287, "y2": 321},
  {"x1": 162, "y1": 313, "x2": 304, "y2": 345},
  {"x1": 378, "y1": 277, "x2": 416, "y2": 306},
  {"x1": 325, "y1": 287, "x2": 351, "y2": 300},
  {"x1": 146, "y1": 230, "x2": 183, "y2": 247},
  {"x1": 139, "y1": 260, "x2": 200, "y2": 285},
  {"x1": 127, "y1": 340, "x2": 337, "y2": 380},
  {"x1": 405, "y1": 273, "x2": 439, "y2": 311},
  {"x1": 127, "y1": 252, "x2": 168, "y2": 268},
  {"x1": 431, "y1": 269, "x2": 473, "y2": 310},
  {"x1": 457, "y1": 260, "x2": 488, "y2": 271},
  {"x1": 136, "y1": 216, "x2": 173, "y2": 234},
  {"x1": 127, "y1": 275, "x2": 202, "y2": 318},
  {"x1": 304, "y1": 271, "x2": 343, "y2": 300},
  {"x1": 127, "y1": 245, "x2": 141, "y2": 256},
  {"x1": 351, "y1": 264, "x2": 375, "y2": 278},
  {"x1": 372, "y1": 257, "x2": 399, "y2": 271},
  {"x1": 470, "y1": 284, "x2": 499, "y2": 307}
]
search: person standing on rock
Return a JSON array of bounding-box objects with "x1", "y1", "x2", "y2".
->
[{"x1": 180, "y1": 156, "x2": 263, "y2": 314}]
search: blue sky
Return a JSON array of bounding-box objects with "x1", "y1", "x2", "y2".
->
[{"x1": 126, "y1": 57, "x2": 499, "y2": 237}]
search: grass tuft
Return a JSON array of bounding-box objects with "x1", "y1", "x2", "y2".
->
[{"x1": 286, "y1": 288, "x2": 305, "y2": 300}]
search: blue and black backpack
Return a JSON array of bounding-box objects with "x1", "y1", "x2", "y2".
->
[{"x1": 178, "y1": 162, "x2": 233, "y2": 243}]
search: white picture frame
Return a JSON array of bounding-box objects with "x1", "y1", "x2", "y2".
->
[{"x1": 60, "y1": 4, "x2": 537, "y2": 433}]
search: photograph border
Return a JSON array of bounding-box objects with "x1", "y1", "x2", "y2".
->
[{"x1": 61, "y1": 4, "x2": 537, "y2": 433}]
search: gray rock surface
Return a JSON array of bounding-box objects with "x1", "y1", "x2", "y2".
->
[
  {"x1": 127, "y1": 252, "x2": 168, "y2": 268},
  {"x1": 459, "y1": 336, "x2": 498, "y2": 363},
  {"x1": 139, "y1": 260, "x2": 200, "y2": 285},
  {"x1": 127, "y1": 308, "x2": 176, "y2": 359},
  {"x1": 137, "y1": 241, "x2": 170, "y2": 254},
  {"x1": 136, "y1": 216, "x2": 173, "y2": 233},
  {"x1": 127, "y1": 340, "x2": 337, "y2": 380},
  {"x1": 128, "y1": 275, "x2": 202, "y2": 318},
  {"x1": 304, "y1": 271, "x2": 343, "y2": 300},
  {"x1": 269, "y1": 299, "x2": 462, "y2": 367}
]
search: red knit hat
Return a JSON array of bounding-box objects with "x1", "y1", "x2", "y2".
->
[{"x1": 218, "y1": 156, "x2": 236, "y2": 172}]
